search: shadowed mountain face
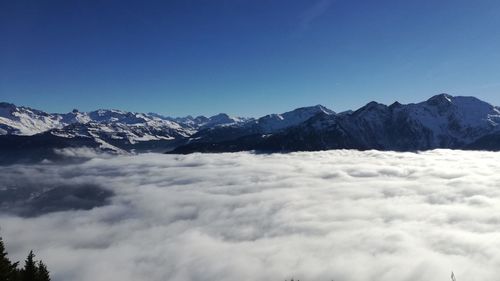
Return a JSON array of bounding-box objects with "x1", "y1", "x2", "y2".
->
[
  {"x1": 1, "y1": 94, "x2": 500, "y2": 160},
  {"x1": 170, "y1": 94, "x2": 500, "y2": 153}
]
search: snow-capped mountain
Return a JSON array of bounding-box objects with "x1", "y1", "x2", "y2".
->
[
  {"x1": 2, "y1": 94, "x2": 500, "y2": 162},
  {"x1": 0, "y1": 102, "x2": 68, "y2": 135},
  {"x1": 323, "y1": 94, "x2": 500, "y2": 150},
  {"x1": 406, "y1": 94, "x2": 500, "y2": 145},
  {"x1": 171, "y1": 94, "x2": 500, "y2": 153},
  {"x1": 0, "y1": 103, "x2": 247, "y2": 155}
]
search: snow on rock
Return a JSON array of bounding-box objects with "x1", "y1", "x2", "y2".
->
[
  {"x1": 0, "y1": 103, "x2": 195, "y2": 141},
  {"x1": 0, "y1": 102, "x2": 64, "y2": 135},
  {"x1": 402, "y1": 94, "x2": 500, "y2": 145}
]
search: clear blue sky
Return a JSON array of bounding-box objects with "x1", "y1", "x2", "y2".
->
[{"x1": 1, "y1": 0, "x2": 500, "y2": 117}]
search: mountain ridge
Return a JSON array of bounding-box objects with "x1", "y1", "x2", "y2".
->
[
  {"x1": 1, "y1": 94, "x2": 500, "y2": 163},
  {"x1": 170, "y1": 94, "x2": 500, "y2": 153}
]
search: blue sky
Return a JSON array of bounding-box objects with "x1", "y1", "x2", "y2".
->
[{"x1": 1, "y1": 0, "x2": 500, "y2": 117}]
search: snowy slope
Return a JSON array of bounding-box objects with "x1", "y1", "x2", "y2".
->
[
  {"x1": 0, "y1": 104, "x2": 193, "y2": 136},
  {"x1": 404, "y1": 94, "x2": 500, "y2": 145},
  {"x1": 0, "y1": 102, "x2": 248, "y2": 153},
  {"x1": 0, "y1": 102, "x2": 66, "y2": 135}
]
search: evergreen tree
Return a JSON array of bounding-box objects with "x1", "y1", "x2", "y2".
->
[
  {"x1": 36, "y1": 261, "x2": 50, "y2": 281},
  {"x1": 0, "y1": 237, "x2": 19, "y2": 281},
  {"x1": 22, "y1": 251, "x2": 37, "y2": 281}
]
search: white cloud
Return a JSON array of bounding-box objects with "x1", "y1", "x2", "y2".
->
[
  {"x1": 53, "y1": 147, "x2": 117, "y2": 159},
  {"x1": 2, "y1": 150, "x2": 500, "y2": 281}
]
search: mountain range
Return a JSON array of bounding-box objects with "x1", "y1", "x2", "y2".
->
[{"x1": 1, "y1": 94, "x2": 500, "y2": 163}]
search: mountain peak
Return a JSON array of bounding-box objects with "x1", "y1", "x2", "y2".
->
[
  {"x1": 292, "y1": 104, "x2": 335, "y2": 115},
  {"x1": 424, "y1": 94, "x2": 495, "y2": 111},
  {"x1": 427, "y1": 93, "x2": 453, "y2": 105},
  {"x1": 360, "y1": 101, "x2": 387, "y2": 111},
  {"x1": 389, "y1": 101, "x2": 402, "y2": 108},
  {"x1": 313, "y1": 104, "x2": 335, "y2": 115},
  {"x1": 210, "y1": 113, "x2": 230, "y2": 119}
]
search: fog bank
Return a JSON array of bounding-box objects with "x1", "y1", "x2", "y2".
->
[{"x1": 2, "y1": 150, "x2": 500, "y2": 281}]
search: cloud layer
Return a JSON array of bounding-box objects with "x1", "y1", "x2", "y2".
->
[{"x1": 2, "y1": 150, "x2": 500, "y2": 281}]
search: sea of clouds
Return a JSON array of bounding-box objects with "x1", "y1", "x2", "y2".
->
[{"x1": 1, "y1": 149, "x2": 500, "y2": 281}]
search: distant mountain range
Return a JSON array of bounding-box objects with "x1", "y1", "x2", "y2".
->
[{"x1": 1, "y1": 94, "x2": 500, "y2": 163}]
